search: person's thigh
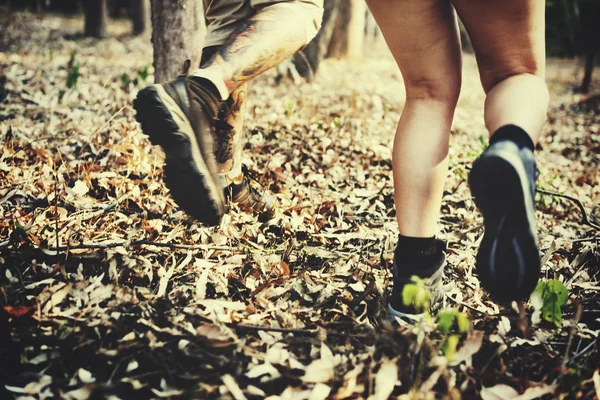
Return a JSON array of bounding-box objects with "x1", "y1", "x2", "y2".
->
[
  {"x1": 452, "y1": 0, "x2": 546, "y2": 93},
  {"x1": 366, "y1": 0, "x2": 461, "y2": 102},
  {"x1": 204, "y1": 0, "x2": 255, "y2": 48}
]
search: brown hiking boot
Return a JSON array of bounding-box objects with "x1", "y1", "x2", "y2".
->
[
  {"x1": 133, "y1": 61, "x2": 225, "y2": 226},
  {"x1": 225, "y1": 166, "x2": 275, "y2": 217}
]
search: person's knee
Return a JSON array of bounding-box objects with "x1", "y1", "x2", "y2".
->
[
  {"x1": 254, "y1": 1, "x2": 324, "y2": 45},
  {"x1": 404, "y1": 75, "x2": 461, "y2": 107},
  {"x1": 478, "y1": 54, "x2": 544, "y2": 94}
]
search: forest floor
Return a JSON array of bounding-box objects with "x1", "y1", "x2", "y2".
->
[{"x1": 1, "y1": 12, "x2": 599, "y2": 400}]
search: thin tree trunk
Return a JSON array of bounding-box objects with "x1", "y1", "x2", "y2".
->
[
  {"x1": 84, "y1": 0, "x2": 109, "y2": 38},
  {"x1": 580, "y1": 51, "x2": 594, "y2": 93},
  {"x1": 327, "y1": 0, "x2": 366, "y2": 60},
  {"x1": 150, "y1": 0, "x2": 205, "y2": 83},
  {"x1": 131, "y1": 0, "x2": 151, "y2": 36},
  {"x1": 293, "y1": 0, "x2": 341, "y2": 81}
]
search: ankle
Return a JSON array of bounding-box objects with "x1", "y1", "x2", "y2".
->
[
  {"x1": 189, "y1": 68, "x2": 229, "y2": 100},
  {"x1": 394, "y1": 235, "x2": 446, "y2": 278},
  {"x1": 489, "y1": 125, "x2": 535, "y2": 152}
]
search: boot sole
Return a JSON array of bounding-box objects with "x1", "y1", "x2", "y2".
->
[
  {"x1": 469, "y1": 148, "x2": 540, "y2": 302},
  {"x1": 133, "y1": 85, "x2": 225, "y2": 226}
]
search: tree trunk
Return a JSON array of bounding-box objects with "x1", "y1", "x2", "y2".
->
[
  {"x1": 327, "y1": 0, "x2": 366, "y2": 60},
  {"x1": 293, "y1": 0, "x2": 341, "y2": 81},
  {"x1": 580, "y1": 51, "x2": 594, "y2": 93},
  {"x1": 84, "y1": 0, "x2": 109, "y2": 38},
  {"x1": 131, "y1": 0, "x2": 151, "y2": 36},
  {"x1": 150, "y1": 0, "x2": 204, "y2": 83}
]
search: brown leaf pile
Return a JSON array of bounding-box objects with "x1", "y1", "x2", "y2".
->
[{"x1": 1, "y1": 12, "x2": 598, "y2": 400}]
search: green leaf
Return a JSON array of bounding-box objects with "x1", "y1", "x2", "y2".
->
[
  {"x1": 533, "y1": 279, "x2": 569, "y2": 327},
  {"x1": 546, "y1": 280, "x2": 568, "y2": 304},
  {"x1": 442, "y1": 335, "x2": 460, "y2": 359},
  {"x1": 437, "y1": 310, "x2": 469, "y2": 334},
  {"x1": 456, "y1": 312, "x2": 469, "y2": 333},
  {"x1": 402, "y1": 284, "x2": 419, "y2": 308},
  {"x1": 437, "y1": 311, "x2": 455, "y2": 334},
  {"x1": 66, "y1": 64, "x2": 80, "y2": 89},
  {"x1": 137, "y1": 65, "x2": 150, "y2": 81}
]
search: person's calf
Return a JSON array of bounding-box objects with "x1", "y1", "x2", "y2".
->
[{"x1": 484, "y1": 73, "x2": 549, "y2": 140}]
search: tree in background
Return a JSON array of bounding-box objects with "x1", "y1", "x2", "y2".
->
[
  {"x1": 149, "y1": 0, "x2": 204, "y2": 83},
  {"x1": 293, "y1": 0, "x2": 341, "y2": 81},
  {"x1": 293, "y1": 0, "x2": 373, "y2": 81},
  {"x1": 131, "y1": 0, "x2": 150, "y2": 36},
  {"x1": 84, "y1": 0, "x2": 109, "y2": 38},
  {"x1": 576, "y1": 0, "x2": 600, "y2": 93},
  {"x1": 327, "y1": 0, "x2": 366, "y2": 60}
]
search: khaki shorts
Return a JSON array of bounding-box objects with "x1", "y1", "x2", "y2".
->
[{"x1": 203, "y1": 0, "x2": 324, "y2": 47}]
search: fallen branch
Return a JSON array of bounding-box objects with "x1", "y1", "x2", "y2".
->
[
  {"x1": 234, "y1": 323, "x2": 318, "y2": 336},
  {"x1": 0, "y1": 240, "x2": 237, "y2": 252},
  {"x1": 537, "y1": 188, "x2": 600, "y2": 231}
]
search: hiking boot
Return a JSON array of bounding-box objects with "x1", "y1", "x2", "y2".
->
[
  {"x1": 387, "y1": 239, "x2": 446, "y2": 322},
  {"x1": 133, "y1": 61, "x2": 225, "y2": 226},
  {"x1": 213, "y1": 101, "x2": 237, "y2": 164},
  {"x1": 225, "y1": 166, "x2": 275, "y2": 217},
  {"x1": 469, "y1": 136, "x2": 540, "y2": 302}
]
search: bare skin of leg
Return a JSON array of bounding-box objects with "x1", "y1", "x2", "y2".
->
[
  {"x1": 365, "y1": 0, "x2": 462, "y2": 238},
  {"x1": 452, "y1": 0, "x2": 549, "y2": 140},
  {"x1": 197, "y1": 2, "x2": 321, "y2": 94},
  {"x1": 197, "y1": 2, "x2": 320, "y2": 185},
  {"x1": 217, "y1": 83, "x2": 247, "y2": 183}
]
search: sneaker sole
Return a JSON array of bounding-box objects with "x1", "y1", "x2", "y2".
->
[
  {"x1": 133, "y1": 85, "x2": 225, "y2": 225},
  {"x1": 469, "y1": 148, "x2": 540, "y2": 302}
]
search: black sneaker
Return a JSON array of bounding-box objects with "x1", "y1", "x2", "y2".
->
[
  {"x1": 469, "y1": 139, "x2": 540, "y2": 302},
  {"x1": 133, "y1": 61, "x2": 225, "y2": 226},
  {"x1": 387, "y1": 239, "x2": 446, "y2": 322},
  {"x1": 225, "y1": 166, "x2": 275, "y2": 217}
]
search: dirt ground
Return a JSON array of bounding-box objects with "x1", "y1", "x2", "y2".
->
[{"x1": 1, "y1": 12, "x2": 599, "y2": 399}]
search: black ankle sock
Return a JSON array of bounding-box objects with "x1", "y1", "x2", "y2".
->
[
  {"x1": 396, "y1": 235, "x2": 436, "y2": 258},
  {"x1": 489, "y1": 125, "x2": 534, "y2": 151},
  {"x1": 394, "y1": 234, "x2": 444, "y2": 271}
]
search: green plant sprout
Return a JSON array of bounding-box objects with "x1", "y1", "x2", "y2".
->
[
  {"x1": 402, "y1": 276, "x2": 431, "y2": 313},
  {"x1": 531, "y1": 279, "x2": 569, "y2": 327},
  {"x1": 121, "y1": 65, "x2": 151, "y2": 87},
  {"x1": 437, "y1": 310, "x2": 469, "y2": 359},
  {"x1": 402, "y1": 277, "x2": 470, "y2": 360}
]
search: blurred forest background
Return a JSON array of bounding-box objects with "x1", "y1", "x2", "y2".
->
[{"x1": 1, "y1": 0, "x2": 599, "y2": 90}]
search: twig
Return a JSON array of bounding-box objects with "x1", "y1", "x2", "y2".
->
[
  {"x1": 234, "y1": 323, "x2": 318, "y2": 336},
  {"x1": 91, "y1": 105, "x2": 126, "y2": 137},
  {"x1": 562, "y1": 301, "x2": 583, "y2": 369},
  {"x1": 537, "y1": 188, "x2": 600, "y2": 231},
  {"x1": 0, "y1": 240, "x2": 237, "y2": 252},
  {"x1": 517, "y1": 301, "x2": 531, "y2": 340},
  {"x1": 568, "y1": 340, "x2": 595, "y2": 365},
  {"x1": 445, "y1": 295, "x2": 505, "y2": 317}
]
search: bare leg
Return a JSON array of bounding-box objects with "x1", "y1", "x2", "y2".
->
[
  {"x1": 452, "y1": 0, "x2": 549, "y2": 140},
  {"x1": 195, "y1": 2, "x2": 323, "y2": 98},
  {"x1": 365, "y1": 0, "x2": 461, "y2": 237},
  {"x1": 215, "y1": 83, "x2": 247, "y2": 184},
  {"x1": 198, "y1": 1, "x2": 322, "y2": 186},
  {"x1": 455, "y1": 0, "x2": 548, "y2": 301}
]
